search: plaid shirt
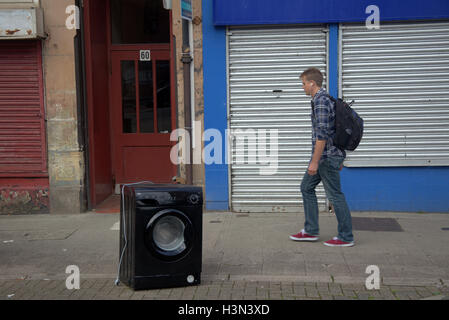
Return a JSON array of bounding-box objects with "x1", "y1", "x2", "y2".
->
[{"x1": 311, "y1": 88, "x2": 346, "y2": 161}]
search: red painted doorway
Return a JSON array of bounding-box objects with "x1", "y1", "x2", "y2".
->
[
  {"x1": 110, "y1": 47, "x2": 176, "y2": 185},
  {"x1": 83, "y1": 0, "x2": 177, "y2": 209}
]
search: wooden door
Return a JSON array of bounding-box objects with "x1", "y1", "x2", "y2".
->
[{"x1": 110, "y1": 48, "x2": 176, "y2": 184}]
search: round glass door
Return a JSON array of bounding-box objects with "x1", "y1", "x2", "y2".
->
[{"x1": 145, "y1": 209, "x2": 194, "y2": 261}]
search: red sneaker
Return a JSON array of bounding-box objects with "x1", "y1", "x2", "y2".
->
[
  {"x1": 324, "y1": 237, "x2": 354, "y2": 247},
  {"x1": 289, "y1": 229, "x2": 319, "y2": 242}
]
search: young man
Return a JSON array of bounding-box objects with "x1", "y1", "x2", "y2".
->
[{"x1": 290, "y1": 68, "x2": 354, "y2": 247}]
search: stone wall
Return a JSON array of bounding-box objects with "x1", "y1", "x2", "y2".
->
[{"x1": 41, "y1": 0, "x2": 84, "y2": 214}]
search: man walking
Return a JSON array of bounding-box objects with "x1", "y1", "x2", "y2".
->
[{"x1": 290, "y1": 68, "x2": 354, "y2": 247}]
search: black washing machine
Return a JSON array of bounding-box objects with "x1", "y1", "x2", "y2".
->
[{"x1": 118, "y1": 183, "x2": 203, "y2": 290}]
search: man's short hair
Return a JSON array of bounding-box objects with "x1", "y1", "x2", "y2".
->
[{"x1": 300, "y1": 68, "x2": 323, "y2": 87}]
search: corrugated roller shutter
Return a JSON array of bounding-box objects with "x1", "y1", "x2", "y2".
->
[
  {"x1": 341, "y1": 21, "x2": 449, "y2": 167},
  {"x1": 0, "y1": 41, "x2": 47, "y2": 174},
  {"x1": 228, "y1": 25, "x2": 328, "y2": 213}
]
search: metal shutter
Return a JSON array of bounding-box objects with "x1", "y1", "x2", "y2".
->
[
  {"x1": 340, "y1": 21, "x2": 449, "y2": 167},
  {"x1": 0, "y1": 41, "x2": 47, "y2": 174},
  {"x1": 228, "y1": 25, "x2": 328, "y2": 213}
]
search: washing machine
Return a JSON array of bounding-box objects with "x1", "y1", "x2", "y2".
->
[{"x1": 118, "y1": 183, "x2": 203, "y2": 290}]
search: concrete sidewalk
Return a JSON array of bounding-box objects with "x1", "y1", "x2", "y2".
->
[{"x1": 0, "y1": 210, "x2": 448, "y2": 300}]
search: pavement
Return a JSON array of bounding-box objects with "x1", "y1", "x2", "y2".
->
[{"x1": 0, "y1": 209, "x2": 448, "y2": 300}]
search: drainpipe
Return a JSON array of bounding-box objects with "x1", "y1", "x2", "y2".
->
[
  {"x1": 181, "y1": 51, "x2": 193, "y2": 185},
  {"x1": 181, "y1": 19, "x2": 193, "y2": 185}
]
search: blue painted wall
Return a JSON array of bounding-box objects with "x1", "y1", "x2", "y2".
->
[
  {"x1": 214, "y1": 0, "x2": 449, "y2": 25},
  {"x1": 202, "y1": 0, "x2": 229, "y2": 210},
  {"x1": 203, "y1": 0, "x2": 449, "y2": 213},
  {"x1": 341, "y1": 167, "x2": 449, "y2": 213}
]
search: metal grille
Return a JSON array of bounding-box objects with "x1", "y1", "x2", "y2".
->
[
  {"x1": 228, "y1": 25, "x2": 328, "y2": 213},
  {"x1": 340, "y1": 21, "x2": 449, "y2": 167},
  {"x1": 0, "y1": 40, "x2": 46, "y2": 174}
]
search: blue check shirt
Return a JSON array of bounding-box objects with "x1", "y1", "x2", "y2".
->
[{"x1": 311, "y1": 88, "x2": 346, "y2": 161}]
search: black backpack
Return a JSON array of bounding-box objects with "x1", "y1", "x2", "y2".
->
[{"x1": 328, "y1": 95, "x2": 364, "y2": 151}]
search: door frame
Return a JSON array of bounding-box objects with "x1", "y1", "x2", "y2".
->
[
  {"x1": 106, "y1": 0, "x2": 178, "y2": 188},
  {"x1": 106, "y1": 0, "x2": 177, "y2": 186},
  {"x1": 84, "y1": 0, "x2": 177, "y2": 207}
]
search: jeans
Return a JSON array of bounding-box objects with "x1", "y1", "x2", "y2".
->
[{"x1": 300, "y1": 156, "x2": 354, "y2": 242}]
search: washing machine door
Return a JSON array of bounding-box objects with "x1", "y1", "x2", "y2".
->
[{"x1": 145, "y1": 208, "x2": 194, "y2": 262}]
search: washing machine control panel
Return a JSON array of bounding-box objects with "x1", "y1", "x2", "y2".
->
[{"x1": 135, "y1": 188, "x2": 203, "y2": 207}]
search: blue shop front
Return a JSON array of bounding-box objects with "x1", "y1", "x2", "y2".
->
[{"x1": 202, "y1": 0, "x2": 449, "y2": 213}]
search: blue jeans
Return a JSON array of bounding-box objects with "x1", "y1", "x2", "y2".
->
[{"x1": 300, "y1": 156, "x2": 354, "y2": 242}]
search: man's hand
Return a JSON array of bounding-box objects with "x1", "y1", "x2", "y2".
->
[
  {"x1": 308, "y1": 161, "x2": 319, "y2": 176},
  {"x1": 308, "y1": 140, "x2": 326, "y2": 176}
]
